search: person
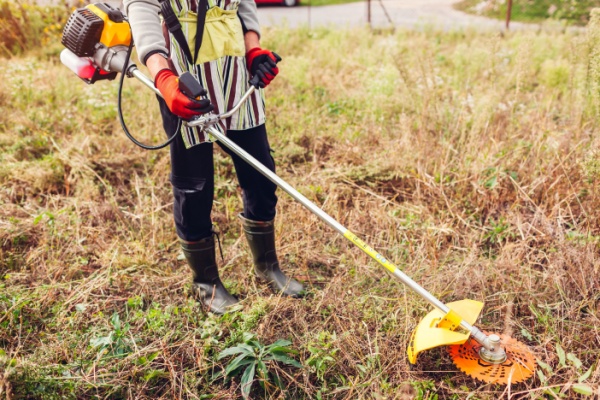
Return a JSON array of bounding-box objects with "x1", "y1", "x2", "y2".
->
[{"x1": 123, "y1": 0, "x2": 304, "y2": 314}]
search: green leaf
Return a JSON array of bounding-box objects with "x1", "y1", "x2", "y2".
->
[
  {"x1": 226, "y1": 363, "x2": 254, "y2": 380},
  {"x1": 90, "y1": 334, "x2": 113, "y2": 349},
  {"x1": 248, "y1": 341, "x2": 263, "y2": 351},
  {"x1": 537, "y1": 359, "x2": 553, "y2": 373},
  {"x1": 265, "y1": 352, "x2": 303, "y2": 368},
  {"x1": 225, "y1": 354, "x2": 255, "y2": 377},
  {"x1": 256, "y1": 360, "x2": 269, "y2": 390},
  {"x1": 578, "y1": 365, "x2": 594, "y2": 383},
  {"x1": 272, "y1": 371, "x2": 283, "y2": 390},
  {"x1": 567, "y1": 353, "x2": 583, "y2": 369},
  {"x1": 536, "y1": 369, "x2": 547, "y2": 384},
  {"x1": 269, "y1": 346, "x2": 298, "y2": 356},
  {"x1": 218, "y1": 345, "x2": 254, "y2": 360},
  {"x1": 240, "y1": 363, "x2": 256, "y2": 400},
  {"x1": 556, "y1": 343, "x2": 566, "y2": 367},
  {"x1": 571, "y1": 384, "x2": 594, "y2": 396},
  {"x1": 144, "y1": 369, "x2": 168, "y2": 382},
  {"x1": 110, "y1": 313, "x2": 121, "y2": 330},
  {"x1": 256, "y1": 360, "x2": 268, "y2": 380},
  {"x1": 238, "y1": 343, "x2": 258, "y2": 354},
  {"x1": 135, "y1": 356, "x2": 148, "y2": 366},
  {"x1": 211, "y1": 369, "x2": 225, "y2": 382},
  {"x1": 33, "y1": 212, "x2": 53, "y2": 226},
  {"x1": 242, "y1": 332, "x2": 256, "y2": 343},
  {"x1": 267, "y1": 339, "x2": 292, "y2": 349},
  {"x1": 33, "y1": 214, "x2": 44, "y2": 225},
  {"x1": 484, "y1": 175, "x2": 498, "y2": 189},
  {"x1": 520, "y1": 328, "x2": 533, "y2": 341}
]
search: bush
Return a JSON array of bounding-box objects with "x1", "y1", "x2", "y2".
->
[
  {"x1": 0, "y1": 1, "x2": 69, "y2": 56},
  {"x1": 456, "y1": 0, "x2": 600, "y2": 25}
]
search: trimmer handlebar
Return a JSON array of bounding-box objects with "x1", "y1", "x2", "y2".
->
[
  {"x1": 177, "y1": 71, "x2": 258, "y2": 130},
  {"x1": 176, "y1": 63, "x2": 269, "y2": 130}
]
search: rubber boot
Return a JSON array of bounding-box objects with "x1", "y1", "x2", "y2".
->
[
  {"x1": 181, "y1": 236, "x2": 239, "y2": 315},
  {"x1": 239, "y1": 215, "x2": 305, "y2": 297}
]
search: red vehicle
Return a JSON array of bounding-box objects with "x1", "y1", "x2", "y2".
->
[{"x1": 255, "y1": 0, "x2": 298, "y2": 7}]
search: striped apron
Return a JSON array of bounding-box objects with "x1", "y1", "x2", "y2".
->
[{"x1": 164, "y1": 0, "x2": 266, "y2": 148}]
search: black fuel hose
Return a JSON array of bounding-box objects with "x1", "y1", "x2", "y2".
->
[{"x1": 117, "y1": 38, "x2": 181, "y2": 150}]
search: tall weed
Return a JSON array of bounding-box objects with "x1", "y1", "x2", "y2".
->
[{"x1": 0, "y1": 0, "x2": 69, "y2": 56}]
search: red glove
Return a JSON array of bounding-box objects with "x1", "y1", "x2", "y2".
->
[
  {"x1": 246, "y1": 47, "x2": 282, "y2": 88},
  {"x1": 154, "y1": 69, "x2": 213, "y2": 120}
]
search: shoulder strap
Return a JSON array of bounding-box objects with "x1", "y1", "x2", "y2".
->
[
  {"x1": 159, "y1": 0, "x2": 193, "y2": 64},
  {"x1": 159, "y1": 0, "x2": 209, "y2": 65},
  {"x1": 194, "y1": 0, "x2": 209, "y2": 65}
]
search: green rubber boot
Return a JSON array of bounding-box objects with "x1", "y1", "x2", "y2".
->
[
  {"x1": 240, "y1": 215, "x2": 305, "y2": 297},
  {"x1": 181, "y1": 236, "x2": 239, "y2": 314}
]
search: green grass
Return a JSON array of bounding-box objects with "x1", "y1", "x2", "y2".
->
[
  {"x1": 456, "y1": 0, "x2": 600, "y2": 25},
  {"x1": 2, "y1": 2, "x2": 600, "y2": 399}
]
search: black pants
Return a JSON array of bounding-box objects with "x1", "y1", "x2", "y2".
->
[{"x1": 160, "y1": 100, "x2": 278, "y2": 242}]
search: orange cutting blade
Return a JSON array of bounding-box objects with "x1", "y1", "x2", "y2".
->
[{"x1": 448, "y1": 333, "x2": 536, "y2": 384}]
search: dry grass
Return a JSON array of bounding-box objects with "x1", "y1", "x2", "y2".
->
[{"x1": 1, "y1": 14, "x2": 600, "y2": 400}]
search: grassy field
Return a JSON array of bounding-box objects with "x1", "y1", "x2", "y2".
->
[
  {"x1": 2, "y1": 2, "x2": 600, "y2": 399},
  {"x1": 456, "y1": 0, "x2": 600, "y2": 26}
]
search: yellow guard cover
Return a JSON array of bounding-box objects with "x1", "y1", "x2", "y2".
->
[{"x1": 407, "y1": 299, "x2": 484, "y2": 364}]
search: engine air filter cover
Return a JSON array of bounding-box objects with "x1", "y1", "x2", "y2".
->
[{"x1": 61, "y1": 7, "x2": 104, "y2": 57}]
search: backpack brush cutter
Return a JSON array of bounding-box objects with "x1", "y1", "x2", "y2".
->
[{"x1": 60, "y1": 3, "x2": 536, "y2": 385}]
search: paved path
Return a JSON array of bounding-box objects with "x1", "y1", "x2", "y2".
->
[
  {"x1": 45, "y1": 0, "x2": 566, "y2": 32},
  {"x1": 258, "y1": 0, "x2": 529, "y2": 31}
]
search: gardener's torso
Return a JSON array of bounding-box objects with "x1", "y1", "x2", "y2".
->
[{"x1": 166, "y1": 0, "x2": 265, "y2": 148}]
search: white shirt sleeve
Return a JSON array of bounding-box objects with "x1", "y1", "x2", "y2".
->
[
  {"x1": 123, "y1": 0, "x2": 168, "y2": 65},
  {"x1": 238, "y1": 0, "x2": 261, "y2": 38}
]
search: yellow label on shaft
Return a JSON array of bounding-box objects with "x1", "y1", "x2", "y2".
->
[{"x1": 343, "y1": 230, "x2": 398, "y2": 274}]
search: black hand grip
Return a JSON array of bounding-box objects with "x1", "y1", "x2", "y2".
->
[
  {"x1": 249, "y1": 74, "x2": 261, "y2": 89},
  {"x1": 249, "y1": 52, "x2": 282, "y2": 89},
  {"x1": 179, "y1": 71, "x2": 206, "y2": 99}
]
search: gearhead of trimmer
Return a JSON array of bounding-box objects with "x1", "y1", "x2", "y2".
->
[
  {"x1": 408, "y1": 300, "x2": 536, "y2": 384},
  {"x1": 448, "y1": 333, "x2": 536, "y2": 384}
]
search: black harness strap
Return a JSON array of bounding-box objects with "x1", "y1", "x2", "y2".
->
[
  {"x1": 159, "y1": 0, "x2": 209, "y2": 65},
  {"x1": 194, "y1": 0, "x2": 208, "y2": 64}
]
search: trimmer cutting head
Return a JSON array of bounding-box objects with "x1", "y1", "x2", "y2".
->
[{"x1": 448, "y1": 333, "x2": 536, "y2": 384}]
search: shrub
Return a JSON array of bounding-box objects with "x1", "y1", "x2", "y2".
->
[{"x1": 0, "y1": 1, "x2": 69, "y2": 56}]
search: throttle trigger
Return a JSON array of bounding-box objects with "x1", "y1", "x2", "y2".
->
[{"x1": 178, "y1": 71, "x2": 205, "y2": 100}]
